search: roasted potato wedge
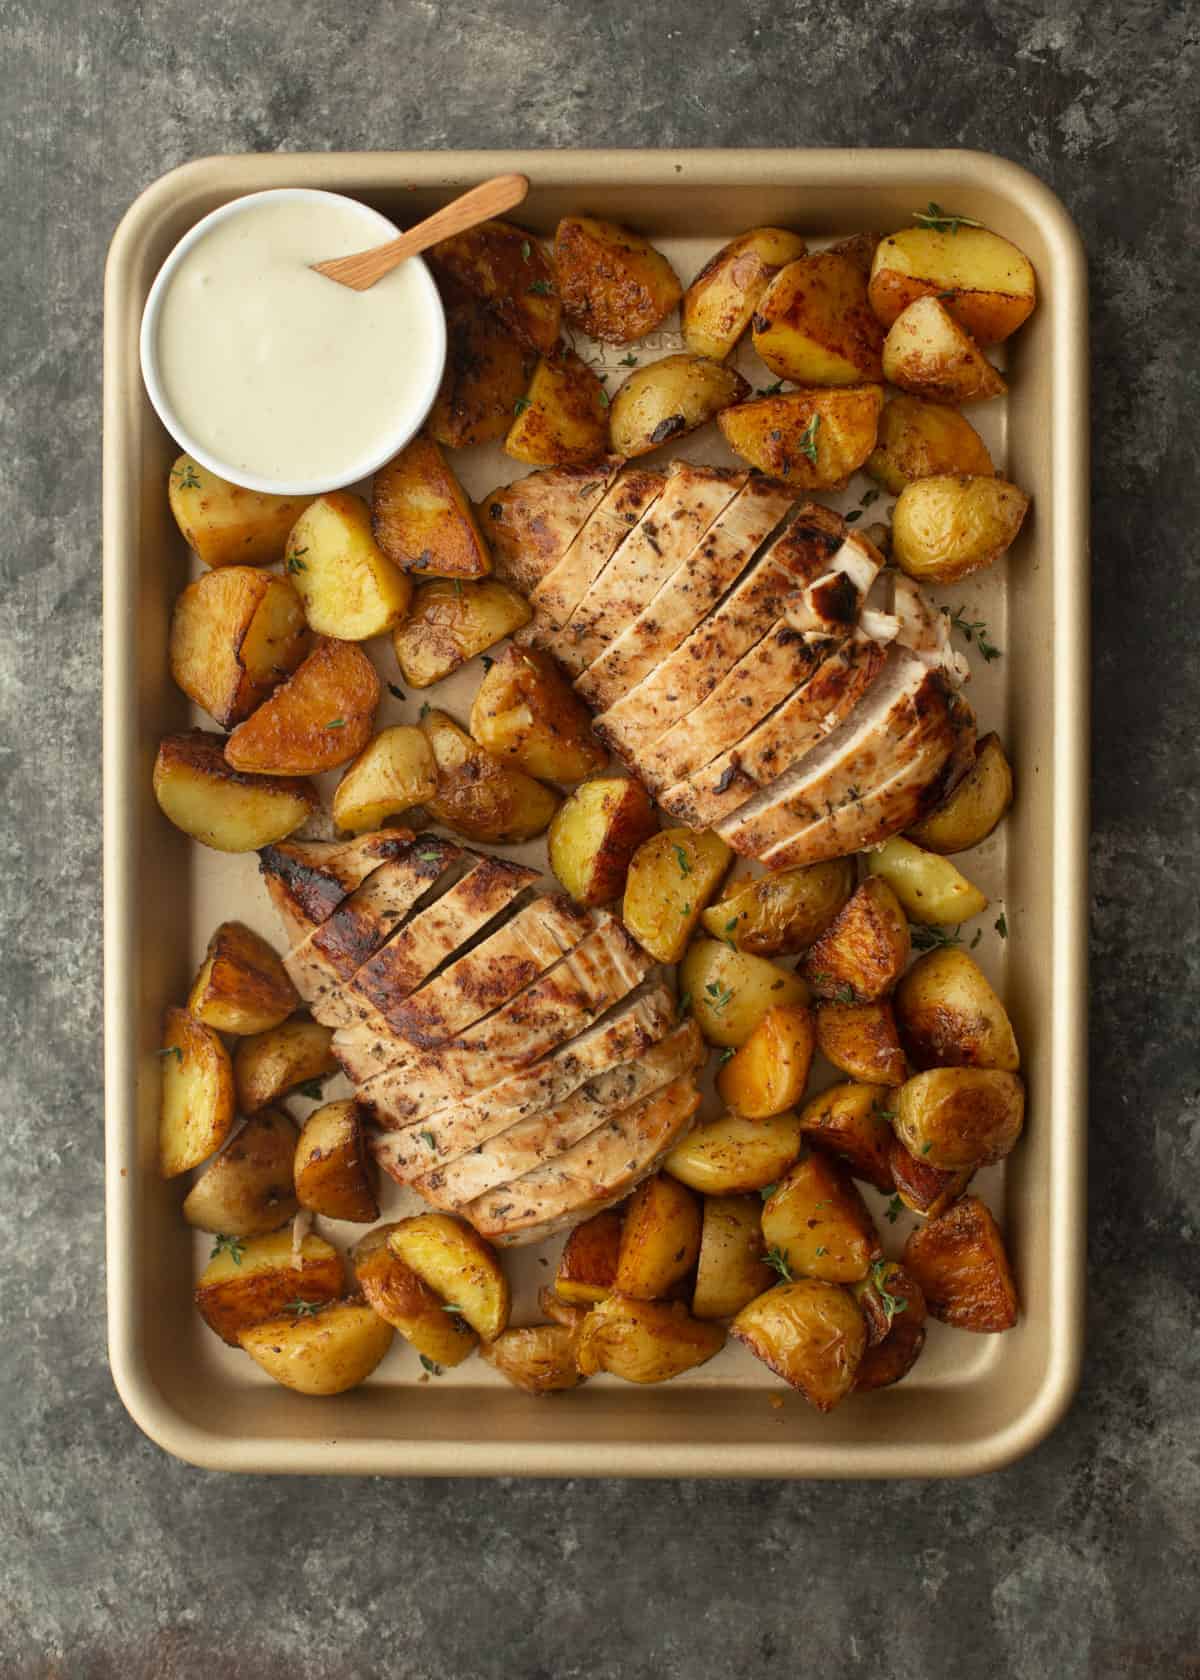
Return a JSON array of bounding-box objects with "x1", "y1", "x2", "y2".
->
[
  {"x1": 187, "y1": 920, "x2": 298, "y2": 1034},
  {"x1": 868, "y1": 224, "x2": 1036, "y2": 344},
  {"x1": 717, "y1": 1002, "x2": 816, "y2": 1119},
  {"x1": 294, "y1": 1098, "x2": 379, "y2": 1223},
  {"x1": 895, "y1": 947, "x2": 1020, "y2": 1071},
  {"x1": 802, "y1": 878, "x2": 911, "y2": 1003},
  {"x1": 613, "y1": 1173, "x2": 702, "y2": 1300},
  {"x1": 233, "y1": 1019, "x2": 338, "y2": 1114},
  {"x1": 815, "y1": 1001, "x2": 906, "y2": 1088},
  {"x1": 665, "y1": 1108, "x2": 806, "y2": 1195},
  {"x1": 906, "y1": 732, "x2": 1013, "y2": 854},
  {"x1": 224, "y1": 639, "x2": 380, "y2": 776},
  {"x1": 554, "y1": 1208, "x2": 624, "y2": 1305},
  {"x1": 731, "y1": 1279, "x2": 865, "y2": 1411},
  {"x1": 169, "y1": 567, "x2": 309, "y2": 729},
  {"x1": 504, "y1": 347, "x2": 610, "y2": 467},
  {"x1": 576, "y1": 1294, "x2": 725, "y2": 1382},
  {"x1": 895, "y1": 1068, "x2": 1025, "y2": 1170},
  {"x1": 892, "y1": 474, "x2": 1031, "y2": 583},
  {"x1": 331, "y1": 726, "x2": 437, "y2": 834},
  {"x1": 702, "y1": 859, "x2": 855, "y2": 956},
  {"x1": 853, "y1": 1261, "x2": 928, "y2": 1390},
  {"x1": 239, "y1": 1300, "x2": 395, "y2": 1395},
  {"x1": 428, "y1": 280, "x2": 535, "y2": 447},
  {"x1": 679, "y1": 938, "x2": 809, "y2": 1048},
  {"x1": 195, "y1": 1228, "x2": 343, "y2": 1346},
  {"x1": 283, "y1": 492, "x2": 412, "y2": 639},
  {"x1": 882, "y1": 296, "x2": 1006, "y2": 405},
  {"x1": 539, "y1": 1287, "x2": 588, "y2": 1330},
  {"x1": 692, "y1": 1195, "x2": 774, "y2": 1320},
  {"x1": 903, "y1": 1194, "x2": 1018, "y2": 1331},
  {"x1": 481, "y1": 1323, "x2": 585, "y2": 1393},
  {"x1": 388, "y1": 1212, "x2": 510, "y2": 1341},
  {"x1": 796, "y1": 1081, "x2": 896, "y2": 1193},
  {"x1": 469, "y1": 646, "x2": 605, "y2": 782},
  {"x1": 548, "y1": 776, "x2": 659, "y2": 907},
  {"x1": 158, "y1": 1006, "x2": 236, "y2": 1178},
  {"x1": 718, "y1": 385, "x2": 884, "y2": 492},
  {"x1": 850, "y1": 1256, "x2": 919, "y2": 1347},
  {"x1": 392, "y1": 578, "x2": 532, "y2": 689},
  {"x1": 682, "y1": 227, "x2": 809, "y2": 361},
  {"x1": 865, "y1": 395, "x2": 994, "y2": 494},
  {"x1": 866, "y1": 835, "x2": 987, "y2": 925},
  {"x1": 623, "y1": 831, "x2": 733, "y2": 965},
  {"x1": 430, "y1": 219, "x2": 560, "y2": 352},
  {"x1": 371, "y1": 435, "x2": 491, "y2": 580},
  {"x1": 351, "y1": 1226, "x2": 477, "y2": 1367},
  {"x1": 762, "y1": 1151, "x2": 881, "y2": 1284},
  {"x1": 889, "y1": 1134, "x2": 975, "y2": 1218},
  {"x1": 554, "y1": 216, "x2": 682, "y2": 344},
  {"x1": 825, "y1": 232, "x2": 882, "y2": 277},
  {"x1": 752, "y1": 251, "x2": 884, "y2": 384},
  {"x1": 182, "y1": 1109, "x2": 299, "y2": 1237},
  {"x1": 607, "y1": 353, "x2": 749, "y2": 457},
  {"x1": 153, "y1": 730, "x2": 318, "y2": 852},
  {"x1": 420, "y1": 706, "x2": 559, "y2": 843},
  {"x1": 168, "y1": 454, "x2": 310, "y2": 569}
]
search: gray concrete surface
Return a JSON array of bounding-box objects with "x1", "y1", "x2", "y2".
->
[{"x1": 2, "y1": 0, "x2": 1198, "y2": 1675}]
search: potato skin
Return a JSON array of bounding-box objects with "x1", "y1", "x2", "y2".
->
[
  {"x1": 702, "y1": 859, "x2": 855, "y2": 956},
  {"x1": 815, "y1": 1002, "x2": 907, "y2": 1088},
  {"x1": 623, "y1": 831, "x2": 733, "y2": 964},
  {"x1": 194, "y1": 1229, "x2": 343, "y2": 1346},
  {"x1": 481, "y1": 1323, "x2": 585, "y2": 1393},
  {"x1": 554, "y1": 1208, "x2": 624, "y2": 1305},
  {"x1": 224, "y1": 640, "x2": 380, "y2": 776},
  {"x1": 371, "y1": 437, "x2": 492, "y2": 581},
  {"x1": 796, "y1": 1081, "x2": 896, "y2": 1193},
  {"x1": 429, "y1": 219, "x2": 560, "y2": 352},
  {"x1": 169, "y1": 567, "x2": 309, "y2": 728},
  {"x1": 889, "y1": 1134, "x2": 975, "y2": 1218},
  {"x1": 158, "y1": 1006, "x2": 236, "y2": 1178},
  {"x1": 505, "y1": 347, "x2": 610, "y2": 468},
  {"x1": 285, "y1": 491, "x2": 413, "y2": 637},
  {"x1": 238, "y1": 1300, "x2": 395, "y2": 1395},
  {"x1": 866, "y1": 395, "x2": 994, "y2": 494},
  {"x1": 554, "y1": 216, "x2": 682, "y2": 344},
  {"x1": 168, "y1": 454, "x2": 310, "y2": 569},
  {"x1": 614, "y1": 1173, "x2": 702, "y2": 1300},
  {"x1": 683, "y1": 227, "x2": 809, "y2": 360},
  {"x1": 665, "y1": 1108, "x2": 806, "y2": 1196},
  {"x1": 895, "y1": 1067, "x2": 1025, "y2": 1170},
  {"x1": 182, "y1": 1108, "x2": 299, "y2": 1237},
  {"x1": 548, "y1": 777, "x2": 658, "y2": 907},
  {"x1": 868, "y1": 225, "x2": 1036, "y2": 344},
  {"x1": 420, "y1": 706, "x2": 559, "y2": 844},
  {"x1": 388, "y1": 1212, "x2": 511, "y2": 1341},
  {"x1": 752, "y1": 251, "x2": 884, "y2": 385},
  {"x1": 294, "y1": 1098, "x2": 380, "y2": 1223},
  {"x1": 331, "y1": 726, "x2": 437, "y2": 834},
  {"x1": 428, "y1": 279, "x2": 535, "y2": 448},
  {"x1": 717, "y1": 1002, "x2": 816, "y2": 1119},
  {"x1": 692, "y1": 1195, "x2": 774, "y2": 1320},
  {"x1": 608, "y1": 353, "x2": 750, "y2": 457},
  {"x1": 906, "y1": 732, "x2": 1013, "y2": 854},
  {"x1": 865, "y1": 836, "x2": 988, "y2": 925},
  {"x1": 718, "y1": 385, "x2": 884, "y2": 492},
  {"x1": 187, "y1": 920, "x2": 299, "y2": 1035},
  {"x1": 731, "y1": 1280, "x2": 866, "y2": 1411},
  {"x1": 469, "y1": 646, "x2": 606, "y2": 783},
  {"x1": 153, "y1": 730, "x2": 318, "y2": 852},
  {"x1": 679, "y1": 938, "x2": 809, "y2": 1048},
  {"x1": 576, "y1": 1294, "x2": 725, "y2": 1383},
  {"x1": 892, "y1": 474, "x2": 1030, "y2": 583},
  {"x1": 351, "y1": 1226, "x2": 478, "y2": 1367},
  {"x1": 233, "y1": 1019, "x2": 338, "y2": 1114},
  {"x1": 392, "y1": 578, "x2": 532, "y2": 690},
  {"x1": 894, "y1": 948, "x2": 1020, "y2": 1071},
  {"x1": 903, "y1": 1195, "x2": 1018, "y2": 1331},
  {"x1": 761, "y1": 1151, "x2": 882, "y2": 1284},
  {"x1": 853, "y1": 1262, "x2": 928, "y2": 1390},
  {"x1": 882, "y1": 296, "x2": 1006, "y2": 405},
  {"x1": 802, "y1": 878, "x2": 911, "y2": 1003}
]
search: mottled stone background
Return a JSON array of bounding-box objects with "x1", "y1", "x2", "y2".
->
[{"x1": 2, "y1": 0, "x2": 1198, "y2": 1675}]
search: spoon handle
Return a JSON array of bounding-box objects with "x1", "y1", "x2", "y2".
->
[{"x1": 313, "y1": 173, "x2": 530, "y2": 291}]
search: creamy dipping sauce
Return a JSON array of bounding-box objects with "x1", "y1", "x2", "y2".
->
[{"x1": 154, "y1": 195, "x2": 443, "y2": 487}]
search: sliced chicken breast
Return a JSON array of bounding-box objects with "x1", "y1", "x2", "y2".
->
[
  {"x1": 529, "y1": 468, "x2": 666, "y2": 630},
  {"x1": 258, "y1": 830, "x2": 416, "y2": 946},
  {"x1": 782, "y1": 529, "x2": 884, "y2": 638},
  {"x1": 477, "y1": 458, "x2": 623, "y2": 593}
]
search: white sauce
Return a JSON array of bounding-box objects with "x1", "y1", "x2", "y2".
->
[{"x1": 155, "y1": 196, "x2": 442, "y2": 485}]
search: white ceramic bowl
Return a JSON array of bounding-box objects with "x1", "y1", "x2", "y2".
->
[{"x1": 139, "y1": 187, "x2": 446, "y2": 496}]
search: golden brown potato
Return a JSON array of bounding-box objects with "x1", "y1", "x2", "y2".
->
[
  {"x1": 802, "y1": 878, "x2": 911, "y2": 1003},
  {"x1": 554, "y1": 1208, "x2": 624, "y2": 1305},
  {"x1": 294, "y1": 1098, "x2": 379, "y2": 1223},
  {"x1": 623, "y1": 831, "x2": 733, "y2": 965},
  {"x1": 331, "y1": 726, "x2": 437, "y2": 834},
  {"x1": 554, "y1": 216, "x2": 682, "y2": 344},
  {"x1": 195, "y1": 1228, "x2": 343, "y2": 1346},
  {"x1": 895, "y1": 947, "x2": 1020, "y2": 1071},
  {"x1": 283, "y1": 492, "x2": 412, "y2": 639},
  {"x1": 392, "y1": 578, "x2": 532, "y2": 689},
  {"x1": 850, "y1": 1256, "x2": 917, "y2": 1347},
  {"x1": 665, "y1": 1108, "x2": 805, "y2": 1196},
  {"x1": 865, "y1": 836, "x2": 987, "y2": 925},
  {"x1": 420, "y1": 706, "x2": 559, "y2": 843},
  {"x1": 371, "y1": 435, "x2": 491, "y2": 580},
  {"x1": 692, "y1": 1195, "x2": 774, "y2": 1320},
  {"x1": 238, "y1": 1300, "x2": 395, "y2": 1395},
  {"x1": 752, "y1": 251, "x2": 884, "y2": 384},
  {"x1": 868, "y1": 224, "x2": 1037, "y2": 344},
  {"x1": 865, "y1": 395, "x2": 994, "y2": 494},
  {"x1": 853, "y1": 1261, "x2": 928, "y2": 1390},
  {"x1": 576, "y1": 1294, "x2": 725, "y2": 1382},
  {"x1": 824, "y1": 232, "x2": 882, "y2": 277},
  {"x1": 168, "y1": 454, "x2": 310, "y2": 569},
  {"x1": 762, "y1": 1151, "x2": 881, "y2": 1283},
  {"x1": 907, "y1": 732, "x2": 1013, "y2": 854},
  {"x1": 796, "y1": 1081, "x2": 896, "y2": 1193},
  {"x1": 538, "y1": 1287, "x2": 588, "y2": 1330},
  {"x1": 892, "y1": 474, "x2": 1031, "y2": 584},
  {"x1": 607, "y1": 353, "x2": 750, "y2": 457},
  {"x1": 718, "y1": 385, "x2": 884, "y2": 492},
  {"x1": 895, "y1": 1068, "x2": 1025, "y2": 1170},
  {"x1": 428, "y1": 279, "x2": 535, "y2": 447},
  {"x1": 548, "y1": 777, "x2": 659, "y2": 908},
  {"x1": 679, "y1": 938, "x2": 809, "y2": 1048},
  {"x1": 182, "y1": 1109, "x2": 299, "y2": 1237},
  {"x1": 903, "y1": 1194, "x2": 1018, "y2": 1331},
  {"x1": 169, "y1": 567, "x2": 309, "y2": 729},
  {"x1": 504, "y1": 347, "x2": 610, "y2": 467},
  {"x1": 716, "y1": 1002, "x2": 816, "y2": 1119},
  {"x1": 469, "y1": 646, "x2": 605, "y2": 782},
  {"x1": 731, "y1": 1279, "x2": 866, "y2": 1410},
  {"x1": 224, "y1": 640, "x2": 380, "y2": 776},
  {"x1": 702, "y1": 859, "x2": 855, "y2": 956},
  {"x1": 153, "y1": 730, "x2": 318, "y2": 852},
  {"x1": 388, "y1": 1212, "x2": 510, "y2": 1340},
  {"x1": 815, "y1": 1002, "x2": 907, "y2": 1088},
  {"x1": 233, "y1": 1019, "x2": 338, "y2": 1114},
  {"x1": 481, "y1": 1323, "x2": 585, "y2": 1393},
  {"x1": 351, "y1": 1226, "x2": 477, "y2": 1367},
  {"x1": 882, "y1": 296, "x2": 1006, "y2": 405},
  {"x1": 614, "y1": 1174, "x2": 702, "y2": 1300},
  {"x1": 889, "y1": 1134, "x2": 975, "y2": 1218},
  {"x1": 158, "y1": 1006, "x2": 235, "y2": 1178},
  {"x1": 187, "y1": 920, "x2": 298, "y2": 1035},
  {"x1": 430, "y1": 219, "x2": 560, "y2": 352},
  {"x1": 683, "y1": 227, "x2": 809, "y2": 360}
]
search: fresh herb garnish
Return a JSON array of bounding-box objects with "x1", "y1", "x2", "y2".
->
[
  {"x1": 419, "y1": 1129, "x2": 437, "y2": 1151},
  {"x1": 717, "y1": 1046, "x2": 736, "y2": 1066},
  {"x1": 286, "y1": 548, "x2": 308, "y2": 574},
  {"x1": 520, "y1": 240, "x2": 532, "y2": 263},
  {"x1": 677, "y1": 991, "x2": 692, "y2": 1018},
  {"x1": 172, "y1": 460, "x2": 202, "y2": 489},
  {"x1": 884, "y1": 1194, "x2": 904, "y2": 1224},
  {"x1": 913, "y1": 202, "x2": 984, "y2": 235},
  {"x1": 845, "y1": 509, "x2": 862, "y2": 523},
  {"x1": 758, "y1": 380, "x2": 785, "y2": 397},
  {"x1": 527, "y1": 279, "x2": 553, "y2": 296},
  {"x1": 210, "y1": 1233, "x2": 245, "y2": 1265},
  {"x1": 680, "y1": 902, "x2": 691, "y2": 915},
  {"x1": 760, "y1": 1183, "x2": 778, "y2": 1201},
  {"x1": 387, "y1": 682, "x2": 406, "y2": 701},
  {"x1": 764, "y1": 1246, "x2": 794, "y2": 1282},
  {"x1": 284, "y1": 1298, "x2": 323, "y2": 1318},
  {"x1": 296, "y1": 1078, "x2": 326, "y2": 1101},
  {"x1": 416, "y1": 848, "x2": 443, "y2": 862},
  {"x1": 946, "y1": 607, "x2": 1001, "y2": 662},
  {"x1": 480, "y1": 654, "x2": 494, "y2": 672},
  {"x1": 995, "y1": 912, "x2": 1008, "y2": 939},
  {"x1": 910, "y1": 923, "x2": 963, "y2": 951},
  {"x1": 157, "y1": 1044, "x2": 183, "y2": 1064},
  {"x1": 815, "y1": 1246, "x2": 828, "y2": 1257},
  {"x1": 724, "y1": 916, "x2": 740, "y2": 934},
  {"x1": 673, "y1": 844, "x2": 692, "y2": 877},
  {"x1": 797, "y1": 414, "x2": 821, "y2": 464},
  {"x1": 922, "y1": 1142, "x2": 933, "y2": 1154},
  {"x1": 970, "y1": 927, "x2": 983, "y2": 949},
  {"x1": 873, "y1": 1105, "x2": 897, "y2": 1122},
  {"x1": 325, "y1": 718, "x2": 346, "y2": 730},
  {"x1": 419, "y1": 702, "x2": 431, "y2": 719},
  {"x1": 619, "y1": 353, "x2": 639, "y2": 367},
  {"x1": 597, "y1": 386, "x2": 610, "y2": 408},
  {"x1": 441, "y1": 1303, "x2": 463, "y2": 1315},
  {"x1": 871, "y1": 1260, "x2": 909, "y2": 1317},
  {"x1": 704, "y1": 980, "x2": 734, "y2": 1013},
  {"x1": 860, "y1": 488, "x2": 880, "y2": 508},
  {"x1": 419, "y1": 1354, "x2": 443, "y2": 1376},
  {"x1": 513, "y1": 396, "x2": 531, "y2": 416}
]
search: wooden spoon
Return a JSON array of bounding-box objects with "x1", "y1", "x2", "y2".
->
[{"x1": 312, "y1": 173, "x2": 530, "y2": 291}]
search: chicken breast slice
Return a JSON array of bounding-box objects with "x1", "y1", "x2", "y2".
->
[
  {"x1": 529, "y1": 468, "x2": 666, "y2": 630},
  {"x1": 258, "y1": 830, "x2": 417, "y2": 946},
  {"x1": 782, "y1": 529, "x2": 885, "y2": 637},
  {"x1": 477, "y1": 458, "x2": 623, "y2": 593}
]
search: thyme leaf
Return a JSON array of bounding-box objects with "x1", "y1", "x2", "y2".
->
[
  {"x1": 210, "y1": 1233, "x2": 245, "y2": 1265},
  {"x1": 913, "y1": 202, "x2": 984, "y2": 235},
  {"x1": 764, "y1": 1246, "x2": 794, "y2": 1282}
]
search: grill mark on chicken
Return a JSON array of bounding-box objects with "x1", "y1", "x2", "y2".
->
[{"x1": 258, "y1": 830, "x2": 415, "y2": 945}]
